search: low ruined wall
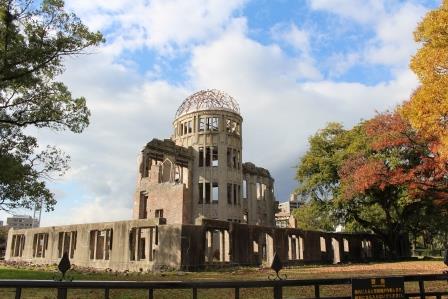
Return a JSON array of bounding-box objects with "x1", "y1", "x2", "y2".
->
[
  {"x1": 6, "y1": 218, "x2": 403, "y2": 272},
  {"x1": 5, "y1": 219, "x2": 182, "y2": 272},
  {"x1": 180, "y1": 220, "x2": 391, "y2": 270}
]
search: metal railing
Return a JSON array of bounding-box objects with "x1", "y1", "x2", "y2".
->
[{"x1": 0, "y1": 273, "x2": 447, "y2": 299}]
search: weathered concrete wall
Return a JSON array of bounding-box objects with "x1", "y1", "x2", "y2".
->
[
  {"x1": 133, "y1": 139, "x2": 194, "y2": 224},
  {"x1": 6, "y1": 218, "x2": 405, "y2": 272},
  {"x1": 180, "y1": 219, "x2": 391, "y2": 270},
  {"x1": 154, "y1": 224, "x2": 182, "y2": 270},
  {"x1": 180, "y1": 225, "x2": 205, "y2": 271},
  {"x1": 5, "y1": 219, "x2": 182, "y2": 272},
  {"x1": 242, "y1": 164, "x2": 276, "y2": 227},
  {"x1": 146, "y1": 183, "x2": 189, "y2": 224}
]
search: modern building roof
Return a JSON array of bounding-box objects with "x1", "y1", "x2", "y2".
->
[{"x1": 174, "y1": 89, "x2": 241, "y2": 119}]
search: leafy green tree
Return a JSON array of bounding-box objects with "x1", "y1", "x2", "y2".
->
[
  {"x1": 292, "y1": 199, "x2": 335, "y2": 231},
  {"x1": 295, "y1": 122, "x2": 357, "y2": 201},
  {"x1": 0, "y1": 0, "x2": 103, "y2": 211},
  {"x1": 295, "y1": 122, "x2": 369, "y2": 229}
]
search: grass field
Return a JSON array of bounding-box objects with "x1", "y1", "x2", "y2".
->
[{"x1": 0, "y1": 260, "x2": 446, "y2": 298}]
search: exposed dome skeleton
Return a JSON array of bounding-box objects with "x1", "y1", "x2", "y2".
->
[{"x1": 175, "y1": 89, "x2": 241, "y2": 119}]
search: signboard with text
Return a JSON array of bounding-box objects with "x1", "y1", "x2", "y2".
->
[{"x1": 352, "y1": 277, "x2": 405, "y2": 299}]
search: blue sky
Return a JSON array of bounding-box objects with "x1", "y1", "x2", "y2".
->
[{"x1": 0, "y1": 0, "x2": 441, "y2": 226}]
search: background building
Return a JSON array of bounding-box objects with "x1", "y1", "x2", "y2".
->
[
  {"x1": 275, "y1": 194, "x2": 301, "y2": 228},
  {"x1": 6, "y1": 215, "x2": 38, "y2": 229}
]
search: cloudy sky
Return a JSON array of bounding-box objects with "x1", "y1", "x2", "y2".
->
[{"x1": 1, "y1": 0, "x2": 440, "y2": 226}]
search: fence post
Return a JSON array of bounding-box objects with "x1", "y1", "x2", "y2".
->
[
  {"x1": 418, "y1": 279, "x2": 425, "y2": 299},
  {"x1": 15, "y1": 287, "x2": 21, "y2": 299},
  {"x1": 234, "y1": 287, "x2": 240, "y2": 299},
  {"x1": 104, "y1": 288, "x2": 110, "y2": 299},
  {"x1": 192, "y1": 287, "x2": 197, "y2": 299},
  {"x1": 273, "y1": 285, "x2": 282, "y2": 299},
  {"x1": 314, "y1": 284, "x2": 320, "y2": 298},
  {"x1": 148, "y1": 288, "x2": 154, "y2": 299},
  {"x1": 57, "y1": 288, "x2": 67, "y2": 299}
]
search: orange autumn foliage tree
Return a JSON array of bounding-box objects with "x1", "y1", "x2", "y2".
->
[
  {"x1": 402, "y1": 0, "x2": 448, "y2": 160},
  {"x1": 341, "y1": 112, "x2": 448, "y2": 203},
  {"x1": 338, "y1": 112, "x2": 448, "y2": 255}
]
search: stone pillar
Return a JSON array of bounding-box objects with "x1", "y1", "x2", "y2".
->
[
  {"x1": 220, "y1": 230, "x2": 225, "y2": 262},
  {"x1": 288, "y1": 236, "x2": 293, "y2": 260},
  {"x1": 206, "y1": 230, "x2": 213, "y2": 262},
  {"x1": 265, "y1": 234, "x2": 274, "y2": 266},
  {"x1": 146, "y1": 228, "x2": 152, "y2": 261},
  {"x1": 295, "y1": 237, "x2": 299, "y2": 260},
  {"x1": 93, "y1": 231, "x2": 98, "y2": 260},
  {"x1": 224, "y1": 230, "x2": 230, "y2": 262},
  {"x1": 332, "y1": 238, "x2": 340, "y2": 264}
]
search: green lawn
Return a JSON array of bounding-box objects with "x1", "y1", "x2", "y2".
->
[{"x1": 0, "y1": 260, "x2": 446, "y2": 298}]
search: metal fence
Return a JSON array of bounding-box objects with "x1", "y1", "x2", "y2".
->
[{"x1": 0, "y1": 273, "x2": 447, "y2": 299}]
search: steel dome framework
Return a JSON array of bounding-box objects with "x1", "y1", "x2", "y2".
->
[{"x1": 175, "y1": 89, "x2": 240, "y2": 119}]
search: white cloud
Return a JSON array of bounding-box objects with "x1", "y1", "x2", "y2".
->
[
  {"x1": 309, "y1": 0, "x2": 428, "y2": 74},
  {"x1": 308, "y1": 0, "x2": 386, "y2": 24},
  {"x1": 364, "y1": 2, "x2": 426, "y2": 66},
  {"x1": 66, "y1": 0, "x2": 247, "y2": 54},
  {"x1": 272, "y1": 23, "x2": 310, "y2": 54},
  {"x1": 325, "y1": 52, "x2": 361, "y2": 78}
]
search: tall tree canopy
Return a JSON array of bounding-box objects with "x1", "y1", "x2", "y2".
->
[
  {"x1": 339, "y1": 112, "x2": 447, "y2": 256},
  {"x1": 402, "y1": 0, "x2": 448, "y2": 160},
  {"x1": 0, "y1": 0, "x2": 103, "y2": 211},
  {"x1": 296, "y1": 112, "x2": 448, "y2": 256}
]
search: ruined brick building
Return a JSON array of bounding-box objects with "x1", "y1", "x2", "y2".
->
[
  {"x1": 133, "y1": 89, "x2": 275, "y2": 226},
  {"x1": 5, "y1": 90, "x2": 408, "y2": 271}
]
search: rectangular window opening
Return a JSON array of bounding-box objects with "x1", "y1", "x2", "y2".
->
[
  {"x1": 199, "y1": 147, "x2": 204, "y2": 167},
  {"x1": 187, "y1": 120, "x2": 192, "y2": 133},
  {"x1": 212, "y1": 182, "x2": 219, "y2": 203},
  {"x1": 11, "y1": 234, "x2": 25, "y2": 257},
  {"x1": 237, "y1": 150, "x2": 240, "y2": 169},
  {"x1": 89, "y1": 229, "x2": 113, "y2": 261},
  {"x1": 58, "y1": 231, "x2": 77, "y2": 259},
  {"x1": 199, "y1": 117, "x2": 205, "y2": 132},
  {"x1": 199, "y1": 182, "x2": 204, "y2": 204},
  {"x1": 33, "y1": 233, "x2": 48, "y2": 258},
  {"x1": 139, "y1": 192, "x2": 148, "y2": 219},
  {"x1": 226, "y1": 119, "x2": 231, "y2": 133},
  {"x1": 205, "y1": 147, "x2": 211, "y2": 167},
  {"x1": 210, "y1": 117, "x2": 219, "y2": 131},
  {"x1": 155, "y1": 209, "x2": 164, "y2": 218},
  {"x1": 232, "y1": 149, "x2": 237, "y2": 168},
  {"x1": 205, "y1": 182, "x2": 211, "y2": 204},
  {"x1": 233, "y1": 184, "x2": 237, "y2": 205},
  {"x1": 238, "y1": 185, "x2": 241, "y2": 205},
  {"x1": 212, "y1": 147, "x2": 218, "y2": 167}
]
